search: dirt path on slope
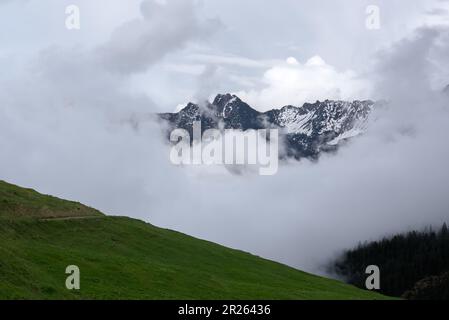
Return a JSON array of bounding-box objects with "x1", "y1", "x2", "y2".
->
[{"x1": 40, "y1": 215, "x2": 104, "y2": 221}]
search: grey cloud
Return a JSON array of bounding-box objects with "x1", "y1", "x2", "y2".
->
[
  {"x1": 426, "y1": 7, "x2": 449, "y2": 15},
  {"x1": 98, "y1": 0, "x2": 222, "y2": 75}
]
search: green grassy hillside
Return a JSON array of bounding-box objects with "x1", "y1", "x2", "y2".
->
[
  {"x1": 0, "y1": 180, "x2": 389, "y2": 300},
  {"x1": 0, "y1": 180, "x2": 102, "y2": 219}
]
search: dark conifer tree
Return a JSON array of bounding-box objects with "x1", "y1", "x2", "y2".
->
[{"x1": 331, "y1": 223, "x2": 449, "y2": 298}]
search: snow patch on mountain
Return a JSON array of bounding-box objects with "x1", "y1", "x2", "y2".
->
[{"x1": 158, "y1": 94, "x2": 375, "y2": 160}]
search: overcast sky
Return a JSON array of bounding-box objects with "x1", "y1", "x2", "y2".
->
[
  {"x1": 1, "y1": 0, "x2": 448, "y2": 110},
  {"x1": 1, "y1": 0, "x2": 449, "y2": 275}
]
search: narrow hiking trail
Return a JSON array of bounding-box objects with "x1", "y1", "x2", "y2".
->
[{"x1": 40, "y1": 216, "x2": 104, "y2": 221}]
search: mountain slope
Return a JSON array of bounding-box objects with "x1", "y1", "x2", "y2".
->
[
  {"x1": 0, "y1": 180, "x2": 102, "y2": 219},
  {"x1": 159, "y1": 94, "x2": 374, "y2": 159},
  {"x1": 0, "y1": 180, "x2": 389, "y2": 299}
]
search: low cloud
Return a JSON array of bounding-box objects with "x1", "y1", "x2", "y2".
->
[{"x1": 148, "y1": 26, "x2": 449, "y2": 274}]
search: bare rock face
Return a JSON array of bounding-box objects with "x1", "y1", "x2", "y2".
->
[{"x1": 159, "y1": 94, "x2": 374, "y2": 160}]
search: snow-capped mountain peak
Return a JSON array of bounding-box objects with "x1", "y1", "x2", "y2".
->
[{"x1": 159, "y1": 94, "x2": 374, "y2": 159}]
